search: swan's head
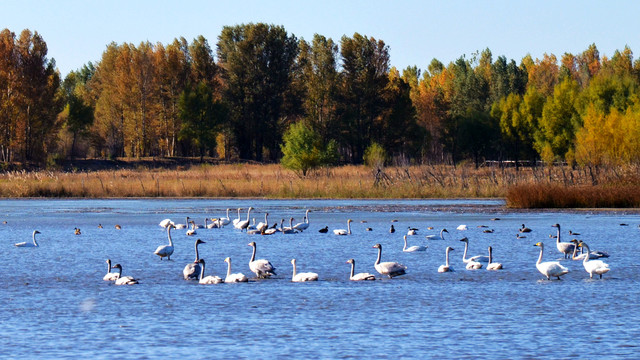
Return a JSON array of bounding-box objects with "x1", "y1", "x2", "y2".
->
[
  {"x1": 248, "y1": 241, "x2": 256, "y2": 247},
  {"x1": 373, "y1": 243, "x2": 381, "y2": 249},
  {"x1": 442, "y1": 229, "x2": 449, "y2": 233},
  {"x1": 112, "y1": 264, "x2": 122, "y2": 270},
  {"x1": 347, "y1": 219, "x2": 353, "y2": 223},
  {"x1": 106, "y1": 259, "x2": 111, "y2": 264},
  {"x1": 224, "y1": 257, "x2": 231, "y2": 263},
  {"x1": 195, "y1": 239, "x2": 206, "y2": 245},
  {"x1": 346, "y1": 258, "x2": 354, "y2": 264},
  {"x1": 403, "y1": 235, "x2": 407, "y2": 240},
  {"x1": 198, "y1": 259, "x2": 205, "y2": 264},
  {"x1": 488, "y1": 246, "x2": 493, "y2": 252},
  {"x1": 577, "y1": 242, "x2": 585, "y2": 248},
  {"x1": 446, "y1": 247, "x2": 454, "y2": 252},
  {"x1": 168, "y1": 224, "x2": 176, "y2": 229},
  {"x1": 534, "y1": 242, "x2": 543, "y2": 247},
  {"x1": 570, "y1": 239, "x2": 579, "y2": 244},
  {"x1": 291, "y1": 259, "x2": 296, "y2": 265},
  {"x1": 34, "y1": 230, "x2": 41, "y2": 235},
  {"x1": 459, "y1": 237, "x2": 469, "y2": 243},
  {"x1": 552, "y1": 223, "x2": 560, "y2": 228}
]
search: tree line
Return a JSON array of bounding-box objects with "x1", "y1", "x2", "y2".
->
[{"x1": 2, "y1": 25, "x2": 640, "y2": 171}]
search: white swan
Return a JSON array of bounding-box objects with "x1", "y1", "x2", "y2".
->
[
  {"x1": 426, "y1": 228, "x2": 448, "y2": 240},
  {"x1": 103, "y1": 259, "x2": 120, "y2": 281},
  {"x1": 403, "y1": 235, "x2": 427, "y2": 252},
  {"x1": 460, "y1": 237, "x2": 490, "y2": 263},
  {"x1": 293, "y1": 210, "x2": 310, "y2": 231},
  {"x1": 438, "y1": 247, "x2": 455, "y2": 273},
  {"x1": 183, "y1": 239, "x2": 206, "y2": 280},
  {"x1": 552, "y1": 223, "x2": 575, "y2": 258},
  {"x1": 578, "y1": 242, "x2": 610, "y2": 279},
  {"x1": 186, "y1": 220, "x2": 197, "y2": 236},
  {"x1": 346, "y1": 259, "x2": 376, "y2": 281},
  {"x1": 232, "y1": 208, "x2": 242, "y2": 227},
  {"x1": 112, "y1": 264, "x2": 139, "y2": 285},
  {"x1": 154, "y1": 224, "x2": 175, "y2": 260},
  {"x1": 466, "y1": 260, "x2": 483, "y2": 270},
  {"x1": 534, "y1": 242, "x2": 569, "y2": 280},
  {"x1": 280, "y1": 218, "x2": 298, "y2": 234},
  {"x1": 291, "y1": 259, "x2": 318, "y2": 282},
  {"x1": 256, "y1": 212, "x2": 269, "y2": 232},
  {"x1": 407, "y1": 227, "x2": 418, "y2": 236},
  {"x1": 174, "y1": 217, "x2": 189, "y2": 229},
  {"x1": 457, "y1": 224, "x2": 468, "y2": 231},
  {"x1": 224, "y1": 257, "x2": 248, "y2": 283},
  {"x1": 334, "y1": 219, "x2": 353, "y2": 235},
  {"x1": 218, "y1": 208, "x2": 231, "y2": 227},
  {"x1": 159, "y1": 218, "x2": 173, "y2": 228},
  {"x1": 570, "y1": 239, "x2": 609, "y2": 259},
  {"x1": 205, "y1": 218, "x2": 219, "y2": 229},
  {"x1": 486, "y1": 246, "x2": 503, "y2": 270},
  {"x1": 236, "y1": 207, "x2": 253, "y2": 231},
  {"x1": 372, "y1": 243, "x2": 407, "y2": 278},
  {"x1": 197, "y1": 259, "x2": 224, "y2": 284},
  {"x1": 248, "y1": 241, "x2": 276, "y2": 278},
  {"x1": 15, "y1": 230, "x2": 41, "y2": 247}
]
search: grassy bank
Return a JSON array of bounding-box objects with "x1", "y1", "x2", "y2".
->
[{"x1": 1, "y1": 161, "x2": 639, "y2": 208}]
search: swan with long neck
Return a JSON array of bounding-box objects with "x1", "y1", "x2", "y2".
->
[
  {"x1": 232, "y1": 208, "x2": 242, "y2": 227},
  {"x1": 248, "y1": 241, "x2": 276, "y2": 278},
  {"x1": 236, "y1": 207, "x2": 253, "y2": 231},
  {"x1": 280, "y1": 218, "x2": 297, "y2": 234},
  {"x1": 291, "y1": 259, "x2": 318, "y2": 282},
  {"x1": 183, "y1": 239, "x2": 206, "y2": 280},
  {"x1": 174, "y1": 217, "x2": 189, "y2": 229},
  {"x1": 534, "y1": 242, "x2": 569, "y2": 280},
  {"x1": 293, "y1": 210, "x2": 310, "y2": 231},
  {"x1": 372, "y1": 243, "x2": 406, "y2": 278},
  {"x1": 218, "y1": 208, "x2": 231, "y2": 227},
  {"x1": 256, "y1": 212, "x2": 269, "y2": 232},
  {"x1": 570, "y1": 239, "x2": 609, "y2": 260},
  {"x1": 346, "y1": 259, "x2": 376, "y2": 281},
  {"x1": 426, "y1": 228, "x2": 448, "y2": 240},
  {"x1": 186, "y1": 221, "x2": 197, "y2": 235},
  {"x1": 552, "y1": 223, "x2": 575, "y2": 258},
  {"x1": 403, "y1": 235, "x2": 427, "y2": 252},
  {"x1": 103, "y1": 259, "x2": 120, "y2": 281},
  {"x1": 460, "y1": 237, "x2": 489, "y2": 263},
  {"x1": 438, "y1": 247, "x2": 455, "y2": 273},
  {"x1": 224, "y1": 257, "x2": 248, "y2": 283},
  {"x1": 112, "y1": 264, "x2": 139, "y2": 285},
  {"x1": 14, "y1": 230, "x2": 41, "y2": 247},
  {"x1": 334, "y1": 219, "x2": 353, "y2": 235},
  {"x1": 154, "y1": 224, "x2": 175, "y2": 260},
  {"x1": 198, "y1": 259, "x2": 223, "y2": 284},
  {"x1": 578, "y1": 242, "x2": 610, "y2": 279},
  {"x1": 486, "y1": 246, "x2": 503, "y2": 270}
]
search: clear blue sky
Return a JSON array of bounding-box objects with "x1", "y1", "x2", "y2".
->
[{"x1": 3, "y1": 0, "x2": 640, "y2": 76}]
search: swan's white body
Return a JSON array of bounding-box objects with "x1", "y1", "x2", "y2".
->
[
  {"x1": 334, "y1": 219, "x2": 353, "y2": 235},
  {"x1": 103, "y1": 259, "x2": 120, "y2": 281},
  {"x1": 236, "y1": 207, "x2": 253, "y2": 231},
  {"x1": 346, "y1": 259, "x2": 376, "y2": 281},
  {"x1": 293, "y1": 210, "x2": 310, "y2": 231},
  {"x1": 174, "y1": 217, "x2": 189, "y2": 229},
  {"x1": 291, "y1": 259, "x2": 318, "y2": 282},
  {"x1": 438, "y1": 247, "x2": 454, "y2": 273},
  {"x1": 112, "y1": 264, "x2": 139, "y2": 285},
  {"x1": 466, "y1": 260, "x2": 483, "y2": 270},
  {"x1": 248, "y1": 241, "x2": 276, "y2": 278},
  {"x1": 426, "y1": 228, "x2": 448, "y2": 240},
  {"x1": 224, "y1": 257, "x2": 248, "y2": 283},
  {"x1": 460, "y1": 237, "x2": 490, "y2": 263},
  {"x1": 183, "y1": 239, "x2": 205, "y2": 280},
  {"x1": 579, "y1": 242, "x2": 610, "y2": 279},
  {"x1": 159, "y1": 219, "x2": 173, "y2": 228},
  {"x1": 154, "y1": 225, "x2": 175, "y2": 260},
  {"x1": 486, "y1": 246, "x2": 503, "y2": 270},
  {"x1": 457, "y1": 224, "x2": 468, "y2": 231},
  {"x1": 198, "y1": 259, "x2": 224, "y2": 284},
  {"x1": 372, "y1": 244, "x2": 407, "y2": 278},
  {"x1": 205, "y1": 218, "x2": 219, "y2": 229},
  {"x1": 218, "y1": 208, "x2": 231, "y2": 227},
  {"x1": 534, "y1": 242, "x2": 569, "y2": 280},
  {"x1": 256, "y1": 213, "x2": 269, "y2": 233},
  {"x1": 553, "y1": 224, "x2": 575, "y2": 259},
  {"x1": 15, "y1": 230, "x2": 40, "y2": 247},
  {"x1": 186, "y1": 221, "x2": 197, "y2": 236},
  {"x1": 232, "y1": 208, "x2": 242, "y2": 228},
  {"x1": 403, "y1": 235, "x2": 427, "y2": 252},
  {"x1": 407, "y1": 227, "x2": 417, "y2": 236}
]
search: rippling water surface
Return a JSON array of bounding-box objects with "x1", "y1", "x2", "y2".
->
[{"x1": 1, "y1": 199, "x2": 639, "y2": 359}]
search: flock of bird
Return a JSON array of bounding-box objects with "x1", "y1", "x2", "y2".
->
[{"x1": 13, "y1": 206, "x2": 613, "y2": 284}]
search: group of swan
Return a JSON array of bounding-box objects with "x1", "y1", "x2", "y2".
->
[{"x1": 103, "y1": 261, "x2": 138, "y2": 285}]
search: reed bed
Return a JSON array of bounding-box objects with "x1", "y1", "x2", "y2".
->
[{"x1": 1, "y1": 162, "x2": 639, "y2": 208}]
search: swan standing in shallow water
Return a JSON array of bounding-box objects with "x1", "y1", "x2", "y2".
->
[
  {"x1": 183, "y1": 239, "x2": 206, "y2": 280},
  {"x1": 460, "y1": 237, "x2": 490, "y2": 263},
  {"x1": 218, "y1": 208, "x2": 231, "y2": 227},
  {"x1": 372, "y1": 244, "x2": 407, "y2": 278},
  {"x1": 290, "y1": 259, "x2": 318, "y2": 282},
  {"x1": 154, "y1": 224, "x2": 175, "y2": 260},
  {"x1": 438, "y1": 247, "x2": 455, "y2": 273},
  {"x1": 403, "y1": 235, "x2": 427, "y2": 252},
  {"x1": 293, "y1": 210, "x2": 310, "y2": 231},
  {"x1": 346, "y1": 259, "x2": 376, "y2": 281},
  {"x1": 334, "y1": 219, "x2": 353, "y2": 235},
  {"x1": 552, "y1": 223, "x2": 575, "y2": 258},
  {"x1": 232, "y1": 208, "x2": 242, "y2": 228},
  {"x1": 103, "y1": 259, "x2": 120, "y2": 281},
  {"x1": 570, "y1": 239, "x2": 610, "y2": 260},
  {"x1": 534, "y1": 242, "x2": 569, "y2": 280},
  {"x1": 112, "y1": 264, "x2": 139, "y2": 285},
  {"x1": 426, "y1": 228, "x2": 448, "y2": 240},
  {"x1": 197, "y1": 259, "x2": 224, "y2": 284},
  {"x1": 236, "y1": 207, "x2": 253, "y2": 231},
  {"x1": 15, "y1": 230, "x2": 41, "y2": 247},
  {"x1": 224, "y1": 257, "x2": 248, "y2": 283},
  {"x1": 486, "y1": 246, "x2": 503, "y2": 270},
  {"x1": 247, "y1": 241, "x2": 276, "y2": 278},
  {"x1": 578, "y1": 242, "x2": 610, "y2": 279}
]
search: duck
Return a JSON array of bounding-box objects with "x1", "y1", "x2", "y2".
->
[
  {"x1": 389, "y1": 224, "x2": 395, "y2": 233},
  {"x1": 112, "y1": 264, "x2": 139, "y2": 285},
  {"x1": 14, "y1": 230, "x2": 41, "y2": 247},
  {"x1": 438, "y1": 247, "x2": 455, "y2": 273},
  {"x1": 578, "y1": 242, "x2": 610, "y2": 279},
  {"x1": 372, "y1": 244, "x2": 407, "y2": 278},
  {"x1": 346, "y1": 259, "x2": 376, "y2": 281},
  {"x1": 74, "y1": 227, "x2": 81, "y2": 235},
  {"x1": 519, "y1": 224, "x2": 532, "y2": 233},
  {"x1": 403, "y1": 235, "x2": 427, "y2": 252},
  {"x1": 533, "y1": 242, "x2": 569, "y2": 280},
  {"x1": 318, "y1": 226, "x2": 329, "y2": 233},
  {"x1": 115, "y1": 224, "x2": 122, "y2": 230},
  {"x1": 290, "y1": 259, "x2": 319, "y2": 282},
  {"x1": 197, "y1": 259, "x2": 224, "y2": 284}
]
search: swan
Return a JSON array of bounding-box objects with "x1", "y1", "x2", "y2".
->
[
  {"x1": 534, "y1": 242, "x2": 569, "y2": 280},
  {"x1": 154, "y1": 224, "x2": 175, "y2": 260},
  {"x1": 293, "y1": 210, "x2": 310, "y2": 231},
  {"x1": 456, "y1": 224, "x2": 468, "y2": 231},
  {"x1": 466, "y1": 260, "x2": 483, "y2": 270},
  {"x1": 570, "y1": 239, "x2": 610, "y2": 259},
  {"x1": 460, "y1": 237, "x2": 490, "y2": 263},
  {"x1": 389, "y1": 224, "x2": 395, "y2": 233},
  {"x1": 205, "y1": 218, "x2": 219, "y2": 229},
  {"x1": 346, "y1": 259, "x2": 376, "y2": 281},
  {"x1": 372, "y1": 244, "x2": 407, "y2": 278},
  {"x1": 407, "y1": 227, "x2": 418, "y2": 236},
  {"x1": 520, "y1": 224, "x2": 532, "y2": 233},
  {"x1": 224, "y1": 257, "x2": 248, "y2": 283},
  {"x1": 262, "y1": 226, "x2": 277, "y2": 235},
  {"x1": 426, "y1": 228, "x2": 448, "y2": 240},
  {"x1": 186, "y1": 221, "x2": 197, "y2": 236},
  {"x1": 14, "y1": 230, "x2": 41, "y2": 247},
  {"x1": 578, "y1": 242, "x2": 610, "y2": 279},
  {"x1": 247, "y1": 241, "x2": 276, "y2": 278},
  {"x1": 112, "y1": 264, "x2": 139, "y2": 285},
  {"x1": 103, "y1": 259, "x2": 120, "y2": 281},
  {"x1": 291, "y1": 259, "x2": 319, "y2": 282},
  {"x1": 174, "y1": 217, "x2": 189, "y2": 229},
  {"x1": 486, "y1": 246, "x2": 503, "y2": 270},
  {"x1": 403, "y1": 235, "x2": 427, "y2": 252},
  {"x1": 236, "y1": 207, "x2": 253, "y2": 231},
  {"x1": 318, "y1": 226, "x2": 329, "y2": 233},
  {"x1": 280, "y1": 218, "x2": 298, "y2": 234},
  {"x1": 218, "y1": 208, "x2": 231, "y2": 227},
  {"x1": 256, "y1": 212, "x2": 269, "y2": 232},
  {"x1": 232, "y1": 208, "x2": 242, "y2": 228},
  {"x1": 552, "y1": 224, "x2": 575, "y2": 259},
  {"x1": 334, "y1": 219, "x2": 353, "y2": 235},
  {"x1": 197, "y1": 259, "x2": 224, "y2": 284},
  {"x1": 438, "y1": 247, "x2": 455, "y2": 273},
  {"x1": 183, "y1": 239, "x2": 206, "y2": 280},
  {"x1": 159, "y1": 218, "x2": 173, "y2": 228}
]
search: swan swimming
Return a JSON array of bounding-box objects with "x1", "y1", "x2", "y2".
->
[
  {"x1": 247, "y1": 241, "x2": 276, "y2": 278},
  {"x1": 552, "y1": 223, "x2": 575, "y2": 259},
  {"x1": 346, "y1": 259, "x2": 376, "y2": 281},
  {"x1": 460, "y1": 237, "x2": 490, "y2": 263},
  {"x1": 103, "y1": 259, "x2": 120, "y2": 281},
  {"x1": 426, "y1": 228, "x2": 448, "y2": 240},
  {"x1": 14, "y1": 230, "x2": 41, "y2": 247},
  {"x1": 403, "y1": 235, "x2": 427, "y2": 252},
  {"x1": 154, "y1": 224, "x2": 175, "y2": 260},
  {"x1": 438, "y1": 247, "x2": 455, "y2": 273},
  {"x1": 334, "y1": 219, "x2": 353, "y2": 235},
  {"x1": 372, "y1": 243, "x2": 407, "y2": 278},
  {"x1": 486, "y1": 246, "x2": 503, "y2": 270},
  {"x1": 112, "y1": 264, "x2": 139, "y2": 285},
  {"x1": 197, "y1": 259, "x2": 224, "y2": 284},
  {"x1": 291, "y1": 259, "x2": 319, "y2": 282},
  {"x1": 183, "y1": 239, "x2": 206, "y2": 280},
  {"x1": 224, "y1": 257, "x2": 248, "y2": 283}
]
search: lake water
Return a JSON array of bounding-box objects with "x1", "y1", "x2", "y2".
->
[{"x1": 1, "y1": 199, "x2": 639, "y2": 359}]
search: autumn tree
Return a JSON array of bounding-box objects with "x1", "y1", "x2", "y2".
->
[
  {"x1": 280, "y1": 121, "x2": 337, "y2": 176},
  {"x1": 178, "y1": 81, "x2": 225, "y2": 161}
]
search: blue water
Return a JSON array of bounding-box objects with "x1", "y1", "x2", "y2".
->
[{"x1": 1, "y1": 199, "x2": 639, "y2": 359}]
